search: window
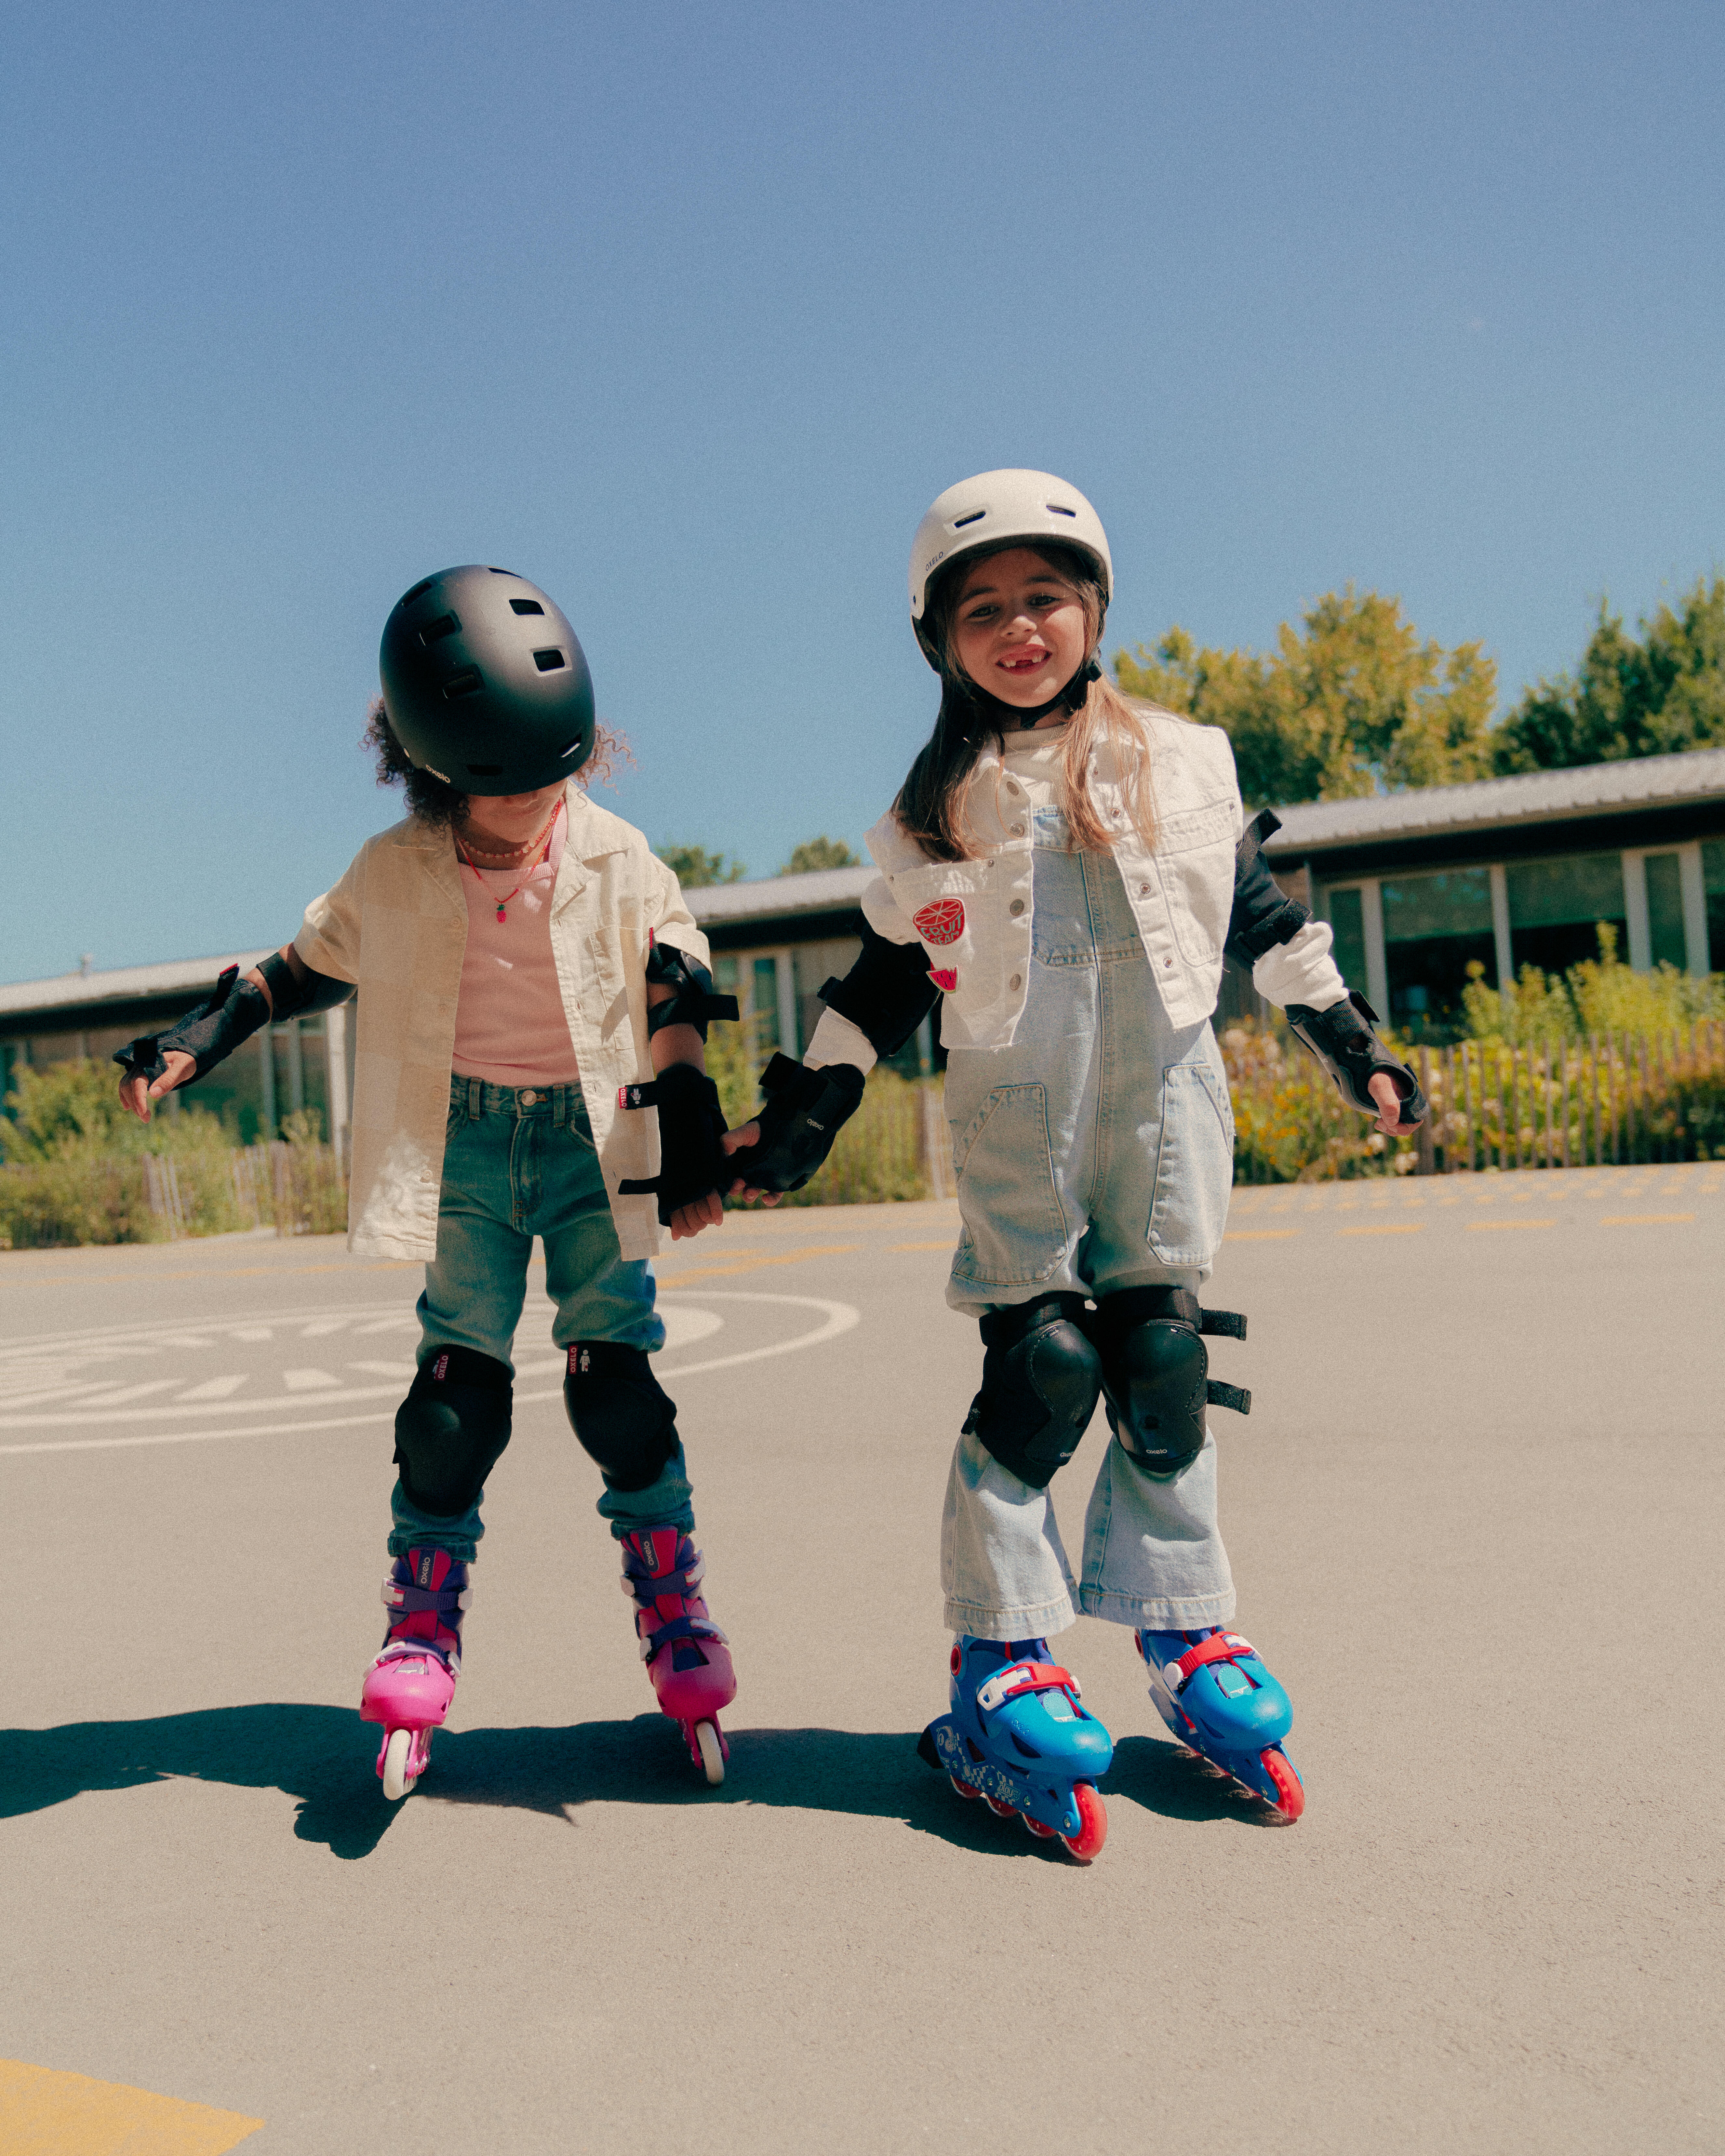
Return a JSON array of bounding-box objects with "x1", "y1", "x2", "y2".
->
[
  {"x1": 1705, "y1": 841, "x2": 1725, "y2": 971},
  {"x1": 1644, "y1": 853, "x2": 1686, "y2": 970},
  {"x1": 1325, "y1": 887, "x2": 1368, "y2": 995},
  {"x1": 1381, "y1": 868, "x2": 1496, "y2": 1030},
  {"x1": 1505, "y1": 854, "x2": 1627, "y2": 978},
  {"x1": 752, "y1": 957, "x2": 782, "y2": 1055}
]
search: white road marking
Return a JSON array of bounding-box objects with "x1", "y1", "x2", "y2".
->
[
  {"x1": 0, "y1": 1294, "x2": 857, "y2": 1456},
  {"x1": 72, "y1": 1379, "x2": 182, "y2": 1408},
  {"x1": 347, "y1": 1360, "x2": 416, "y2": 1379},
  {"x1": 351, "y1": 1316, "x2": 417, "y2": 1336},
  {"x1": 282, "y1": 1369, "x2": 341, "y2": 1392},
  {"x1": 297, "y1": 1318, "x2": 352, "y2": 1337},
  {"x1": 179, "y1": 1376, "x2": 247, "y2": 1402},
  {"x1": 231, "y1": 1326, "x2": 274, "y2": 1342}
]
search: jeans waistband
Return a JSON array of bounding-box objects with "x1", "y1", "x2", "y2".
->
[{"x1": 448, "y1": 1074, "x2": 588, "y2": 1124}]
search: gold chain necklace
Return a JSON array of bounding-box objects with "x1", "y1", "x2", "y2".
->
[{"x1": 455, "y1": 804, "x2": 561, "y2": 925}]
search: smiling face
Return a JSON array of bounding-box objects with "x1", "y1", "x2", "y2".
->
[{"x1": 947, "y1": 546, "x2": 1093, "y2": 712}]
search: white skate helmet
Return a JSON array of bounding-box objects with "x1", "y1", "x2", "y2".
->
[{"x1": 908, "y1": 469, "x2": 1113, "y2": 671}]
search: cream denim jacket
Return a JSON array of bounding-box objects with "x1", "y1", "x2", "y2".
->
[
  {"x1": 293, "y1": 784, "x2": 707, "y2": 1263},
  {"x1": 861, "y1": 706, "x2": 1242, "y2": 1049}
]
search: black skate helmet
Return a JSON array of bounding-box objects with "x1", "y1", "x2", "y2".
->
[{"x1": 379, "y1": 565, "x2": 596, "y2": 795}]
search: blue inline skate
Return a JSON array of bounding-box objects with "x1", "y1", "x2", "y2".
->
[
  {"x1": 1137, "y1": 1627, "x2": 1304, "y2": 1820},
  {"x1": 918, "y1": 1636, "x2": 1113, "y2": 1861}
]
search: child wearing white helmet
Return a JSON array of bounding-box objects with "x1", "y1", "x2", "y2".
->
[
  {"x1": 726, "y1": 472, "x2": 1425, "y2": 1857},
  {"x1": 116, "y1": 567, "x2": 749, "y2": 1799}
]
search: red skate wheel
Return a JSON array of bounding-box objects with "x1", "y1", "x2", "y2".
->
[
  {"x1": 1059, "y1": 1783, "x2": 1107, "y2": 1863},
  {"x1": 949, "y1": 1774, "x2": 981, "y2": 1800},
  {"x1": 1259, "y1": 1747, "x2": 1305, "y2": 1821},
  {"x1": 1021, "y1": 1812, "x2": 1057, "y2": 1839},
  {"x1": 984, "y1": 1795, "x2": 1016, "y2": 1819}
]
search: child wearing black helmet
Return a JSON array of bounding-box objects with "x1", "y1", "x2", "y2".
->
[
  {"x1": 118, "y1": 567, "x2": 748, "y2": 1795},
  {"x1": 725, "y1": 475, "x2": 1426, "y2": 1857}
]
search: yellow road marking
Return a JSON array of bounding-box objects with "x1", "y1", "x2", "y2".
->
[
  {"x1": 656, "y1": 1244, "x2": 855, "y2": 1287},
  {"x1": 1599, "y1": 1213, "x2": 1695, "y2": 1226},
  {"x1": 1225, "y1": 1229, "x2": 1299, "y2": 1241},
  {"x1": 1468, "y1": 1219, "x2": 1555, "y2": 1231},
  {"x1": 0, "y1": 1258, "x2": 413, "y2": 1289},
  {"x1": 892, "y1": 1240, "x2": 956, "y2": 1251},
  {"x1": 0, "y1": 2060, "x2": 261, "y2": 2154},
  {"x1": 1337, "y1": 1224, "x2": 1423, "y2": 1236}
]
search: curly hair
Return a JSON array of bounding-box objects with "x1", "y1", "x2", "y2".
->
[{"x1": 362, "y1": 698, "x2": 634, "y2": 828}]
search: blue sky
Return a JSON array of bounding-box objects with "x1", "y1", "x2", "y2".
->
[{"x1": 3, "y1": 0, "x2": 1722, "y2": 982}]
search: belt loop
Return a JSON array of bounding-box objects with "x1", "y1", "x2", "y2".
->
[
  {"x1": 469, "y1": 1076, "x2": 482, "y2": 1120},
  {"x1": 554, "y1": 1086, "x2": 568, "y2": 1128}
]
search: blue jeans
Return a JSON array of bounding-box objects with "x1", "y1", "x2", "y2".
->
[
  {"x1": 388, "y1": 1076, "x2": 694, "y2": 1561},
  {"x1": 939, "y1": 810, "x2": 1237, "y2": 1638}
]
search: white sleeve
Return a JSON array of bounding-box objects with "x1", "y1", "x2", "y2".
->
[
  {"x1": 861, "y1": 873, "x2": 921, "y2": 947},
  {"x1": 803, "y1": 1008, "x2": 877, "y2": 1075},
  {"x1": 1251, "y1": 918, "x2": 1350, "y2": 1012}
]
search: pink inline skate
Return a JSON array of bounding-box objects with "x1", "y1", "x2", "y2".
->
[
  {"x1": 620, "y1": 1528, "x2": 735, "y2": 1785},
  {"x1": 360, "y1": 1546, "x2": 470, "y2": 1801}
]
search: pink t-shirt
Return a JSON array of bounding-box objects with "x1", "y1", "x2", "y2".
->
[{"x1": 450, "y1": 802, "x2": 582, "y2": 1087}]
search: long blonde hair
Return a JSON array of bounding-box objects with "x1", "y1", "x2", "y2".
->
[{"x1": 893, "y1": 542, "x2": 1156, "y2": 861}]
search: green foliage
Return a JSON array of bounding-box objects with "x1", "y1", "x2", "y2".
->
[
  {"x1": 1460, "y1": 924, "x2": 1725, "y2": 1045},
  {"x1": 1116, "y1": 588, "x2": 1497, "y2": 807},
  {"x1": 657, "y1": 843, "x2": 746, "y2": 888},
  {"x1": 1221, "y1": 1022, "x2": 1411, "y2": 1182},
  {"x1": 780, "y1": 836, "x2": 860, "y2": 875},
  {"x1": 1492, "y1": 575, "x2": 1725, "y2": 773},
  {"x1": 1, "y1": 1057, "x2": 143, "y2": 1160}
]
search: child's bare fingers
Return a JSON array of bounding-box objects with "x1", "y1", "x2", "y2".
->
[{"x1": 720, "y1": 1122, "x2": 761, "y2": 1155}]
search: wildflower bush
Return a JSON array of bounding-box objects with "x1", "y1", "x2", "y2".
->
[
  {"x1": 1459, "y1": 924, "x2": 1725, "y2": 1045},
  {"x1": 1221, "y1": 1021, "x2": 1416, "y2": 1183}
]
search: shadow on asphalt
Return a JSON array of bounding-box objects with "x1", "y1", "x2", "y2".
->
[{"x1": 1, "y1": 1708, "x2": 1282, "y2": 1862}]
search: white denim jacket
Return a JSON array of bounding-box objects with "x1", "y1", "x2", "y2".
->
[
  {"x1": 293, "y1": 784, "x2": 707, "y2": 1263},
  {"x1": 858, "y1": 706, "x2": 1249, "y2": 1049}
]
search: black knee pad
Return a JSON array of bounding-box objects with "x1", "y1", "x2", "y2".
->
[
  {"x1": 1092, "y1": 1287, "x2": 1250, "y2": 1476},
  {"x1": 961, "y1": 1294, "x2": 1103, "y2": 1492},
  {"x1": 564, "y1": 1342, "x2": 678, "y2": 1493},
  {"x1": 393, "y1": 1345, "x2": 513, "y2": 1517}
]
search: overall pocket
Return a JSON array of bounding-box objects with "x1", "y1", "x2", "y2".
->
[
  {"x1": 1147, "y1": 1061, "x2": 1234, "y2": 1267},
  {"x1": 950, "y1": 1081, "x2": 1067, "y2": 1287}
]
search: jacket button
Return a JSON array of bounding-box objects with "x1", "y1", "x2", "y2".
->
[
  {"x1": 1010, "y1": 823, "x2": 1024, "y2": 837},
  {"x1": 1139, "y1": 883, "x2": 1150, "y2": 895},
  {"x1": 1005, "y1": 780, "x2": 1021, "y2": 796},
  {"x1": 1164, "y1": 957, "x2": 1174, "y2": 967},
  {"x1": 1010, "y1": 974, "x2": 1023, "y2": 991},
  {"x1": 1009, "y1": 899, "x2": 1025, "y2": 916}
]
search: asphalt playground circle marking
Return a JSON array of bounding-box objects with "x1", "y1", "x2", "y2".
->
[{"x1": 0, "y1": 1289, "x2": 859, "y2": 1457}]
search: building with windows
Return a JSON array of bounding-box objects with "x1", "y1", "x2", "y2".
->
[
  {"x1": 5, "y1": 747, "x2": 1722, "y2": 1126},
  {"x1": 1257, "y1": 747, "x2": 1725, "y2": 1034}
]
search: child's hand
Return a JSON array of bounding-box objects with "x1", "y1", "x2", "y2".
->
[
  {"x1": 667, "y1": 1188, "x2": 727, "y2": 1240},
  {"x1": 1368, "y1": 1071, "x2": 1421, "y2": 1138},
  {"x1": 720, "y1": 1121, "x2": 782, "y2": 1207},
  {"x1": 119, "y1": 1050, "x2": 196, "y2": 1122}
]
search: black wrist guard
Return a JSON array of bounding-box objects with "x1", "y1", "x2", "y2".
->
[
  {"x1": 113, "y1": 965, "x2": 271, "y2": 1090},
  {"x1": 1285, "y1": 992, "x2": 1428, "y2": 1124},
  {"x1": 644, "y1": 939, "x2": 739, "y2": 1041},
  {"x1": 818, "y1": 922, "x2": 941, "y2": 1058},
  {"x1": 616, "y1": 1063, "x2": 730, "y2": 1224},
  {"x1": 721, "y1": 1053, "x2": 867, "y2": 1194}
]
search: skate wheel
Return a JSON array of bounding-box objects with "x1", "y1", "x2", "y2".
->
[
  {"x1": 695, "y1": 1720, "x2": 725, "y2": 1787},
  {"x1": 381, "y1": 1727, "x2": 414, "y2": 1803},
  {"x1": 1058, "y1": 1782, "x2": 1107, "y2": 1863},
  {"x1": 1021, "y1": 1812, "x2": 1057, "y2": 1839},
  {"x1": 984, "y1": 1794, "x2": 1016, "y2": 1819},
  {"x1": 1260, "y1": 1747, "x2": 1305, "y2": 1821},
  {"x1": 949, "y1": 1774, "x2": 981, "y2": 1800}
]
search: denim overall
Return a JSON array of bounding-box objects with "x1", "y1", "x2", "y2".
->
[
  {"x1": 939, "y1": 807, "x2": 1239, "y2": 1640},
  {"x1": 387, "y1": 1076, "x2": 695, "y2": 1563}
]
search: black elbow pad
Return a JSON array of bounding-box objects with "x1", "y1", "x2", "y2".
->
[
  {"x1": 644, "y1": 939, "x2": 739, "y2": 1040},
  {"x1": 1225, "y1": 809, "x2": 1312, "y2": 968},
  {"x1": 257, "y1": 950, "x2": 355, "y2": 1019},
  {"x1": 818, "y1": 922, "x2": 941, "y2": 1058}
]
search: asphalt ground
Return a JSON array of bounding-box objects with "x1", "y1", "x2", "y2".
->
[{"x1": 1, "y1": 1163, "x2": 1721, "y2": 2155}]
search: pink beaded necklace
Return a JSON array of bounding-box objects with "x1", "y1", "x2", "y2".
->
[{"x1": 454, "y1": 804, "x2": 561, "y2": 925}]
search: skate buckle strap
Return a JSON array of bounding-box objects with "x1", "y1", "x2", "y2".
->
[
  {"x1": 635, "y1": 1612, "x2": 729, "y2": 1663},
  {"x1": 1164, "y1": 1632, "x2": 1256, "y2": 1695},
  {"x1": 619, "y1": 1555, "x2": 705, "y2": 1604},
  {"x1": 382, "y1": 1576, "x2": 472, "y2": 1617},
  {"x1": 974, "y1": 1659, "x2": 1080, "y2": 1716}
]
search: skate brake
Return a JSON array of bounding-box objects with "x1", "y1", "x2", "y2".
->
[{"x1": 975, "y1": 1660, "x2": 1081, "y2": 1715}]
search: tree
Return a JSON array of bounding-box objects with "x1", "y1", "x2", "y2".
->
[
  {"x1": 656, "y1": 844, "x2": 746, "y2": 888},
  {"x1": 1115, "y1": 587, "x2": 1496, "y2": 807},
  {"x1": 1491, "y1": 574, "x2": 1725, "y2": 773},
  {"x1": 780, "y1": 836, "x2": 859, "y2": 875}
]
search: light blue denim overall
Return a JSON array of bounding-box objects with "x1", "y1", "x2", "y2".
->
[
  {"x1": 940, "y1": 806, "x2": 1239, "y2": 1640},
  {"x1": 387, "y1": 1076, "x2": 695, "y2": 1562}
]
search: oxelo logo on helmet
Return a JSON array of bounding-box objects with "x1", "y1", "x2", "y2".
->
[{"x1": 379, "y1": 565, "x2": 597, "y2": 797}]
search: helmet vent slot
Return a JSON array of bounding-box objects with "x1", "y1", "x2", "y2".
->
[
  {"x1": 1046, "y1": 504, "x2": 1076, "y2": 518},
  {"x1": 532, "y1": 648, "x2": 566, "y2": 672},
  {"x1": 487, "y1": 566, "x2": 518, "y2": 576},
  {"x1": 465, "y1": 763, "x2": 503, "y2": 776},
  {"x1": 559, "y1": 739, "x2": 582, "y2": 759},
  {"x1": 442, "y1": 668, "x2": 484, "y2": 699},
  {"x1": 952, "y1": 509, "x2": 986, "y2": 528},
  {"x1": 401, "y1": 578, "x2": 436, "y2": 606},
  {"x1": 509, "y1": 598, "x2": 545, "y2": 616},
  {"x1": 419, "y1": 612, "x2": 461, "y2": 645}
]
